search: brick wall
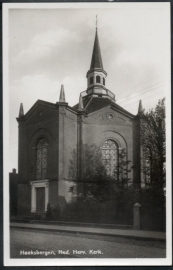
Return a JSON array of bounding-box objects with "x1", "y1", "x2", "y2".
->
[
  {"x1": 17, "y1": 99, "x2": 141, "y2": 213},
  {"x1": 18, "y1": 103, "x2": 59, "y2": 183},
  {"x1": 83, "y1": 107, "x2": 135, "y2": 185}
]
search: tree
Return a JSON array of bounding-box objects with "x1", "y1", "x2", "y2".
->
[
  {"x1": 115, "y1": 147, "x2": 132, "y2": 190},
  {"x1": 137, "y1": 98, "x2": 166, "y2": 232},
  {"x1": 67, "y1": 144, "x2": 134, "y2": 224},
  {"x1": 140, "y1": 98, "x2": 165, "y2": 190},
  {"x1": 68, "y1": 144, "x2": 112, "y2": 202},
  {"x1": 68, "y1": 144, "x2": 132, "y2": 202},
  {"x1": 68, "y1": 148, "x2": 77, "y2": 182}
]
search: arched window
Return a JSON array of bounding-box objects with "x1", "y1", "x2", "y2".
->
[
  {"x1": 103, "y1": 78, "x2": 105, "y2": 86},
  {"x1": 90, "y1": 76, "x2": 93, "y2": 85},
  {"x1": 96, "y1": 75, "x2": 100, "y2": 83},
  {"x1": 36, "y1": 137, "x2": 48, "y2": 180},
  {"x1": 102, "y1": 140, "x2": 118, "y2": 177}
]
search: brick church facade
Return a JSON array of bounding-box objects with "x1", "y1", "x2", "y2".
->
[{"x1": 15, "y1": 29, "x2": 145, "y2": 214}]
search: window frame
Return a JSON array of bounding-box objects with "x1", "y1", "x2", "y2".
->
[
  {"x1": 101, "y1": 139, "x2": 119, "y2": 178},
  {"x1": 103, "y1": 77, "x2": 105, "y2": 86},
  {"x1": 35, "y1": 137, "x2": 48, "y2": 180},
  {"x1": 96, "y1": 75, "x2": 101, "y2": 83}
]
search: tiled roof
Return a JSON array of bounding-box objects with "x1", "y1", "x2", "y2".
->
[
  {"x1": 73, "y1": 96, "x2": 92, "y2": 110},
  {"x1": 85, "y1": 97, "x2": 111, "y2": 113},
  {"x1": 72, "y1": 97, "x2": 135, "y2": 118}
]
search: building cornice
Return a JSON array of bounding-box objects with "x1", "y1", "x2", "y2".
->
[{"x1": 86, "y1": 68, "x2": 107, "y2": 77}]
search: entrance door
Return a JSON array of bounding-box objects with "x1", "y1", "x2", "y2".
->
[{"x1": 36, "y1": 187, "x2": 45, "y2": 212}]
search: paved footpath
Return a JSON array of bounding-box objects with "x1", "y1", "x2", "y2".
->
[
  {"x1": 10, "y1": 228, "x2": 166, "y2": 258},
  {"x1": 11, "y1": 222, "x2": 166, "y2": 241}
]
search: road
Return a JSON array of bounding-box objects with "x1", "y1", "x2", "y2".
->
[{"x1": 10, "y1": 228, "x2": 166, "y2": 258}]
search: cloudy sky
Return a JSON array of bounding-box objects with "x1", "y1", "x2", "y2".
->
[{"x1": 8, "y1": 3, "x2": 169, "y2": 171}]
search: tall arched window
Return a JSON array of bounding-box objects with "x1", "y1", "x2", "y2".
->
[
  {"x1": 36, "y1": 137, "x2": 48, "y2": 180},
  {"x1": 96, "y1": 75, "x2": 101, "y2": 83},
  {"x1": 90, "y1": 76, "x2": 93, "y2": 85},
  {"x1": 102, "y1": 140, "x2": 118, "y2": 177},
  {"x1": 103, "y1": 78, "x2": 105, "y2": 86}
]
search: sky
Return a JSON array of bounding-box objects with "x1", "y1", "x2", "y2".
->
[{"x1": 8, "y1": 4, "x2": 169, "y2": 171}]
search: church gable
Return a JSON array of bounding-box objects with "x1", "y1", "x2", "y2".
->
[
  {"x1": 23, "y1": 100, "x2": 58, "y2": 126},
  {"x1": 84, "y1": 99, "x2": 134, "y2": 126}
]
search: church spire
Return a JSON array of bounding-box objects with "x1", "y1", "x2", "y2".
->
[
  {"x1": 59, "y1": 85, "x2": 66, "y2": 102},
  {"x1": 85, "y1": 22, "x2": 115, "y2": 101},
  {"x1": 90, "y1": 28, "x2": 103, "y2": 70},
  {"x1": 78, "y1": 95, "x2": 84, "y2": 110},
  {"x1": 138, "y1": 100, "x2": 144, "y2": 115},
  {"x1": 19, "y1": 103, "x2": 24, "y2": 118}
]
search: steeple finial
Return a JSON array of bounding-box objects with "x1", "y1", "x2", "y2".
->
[
  {"x1": 59, "y1": 85, "x2": 66, "y2": 102},
  {"x1": 19, "y1": 103, "x2": 24, "y2": 118},
  {"x1": 138, "y1": 100, "x2": 144, "y2": 115},
  {"x1": 79, "y1": 95, "x2": 84, "y2": 110},
  {"x1": 96, "y1": 15, "x2": 97, "y2": 30}
]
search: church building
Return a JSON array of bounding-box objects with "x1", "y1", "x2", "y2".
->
[{"x1": 16, "y1": 28, "x2": 144, "y2": 214}]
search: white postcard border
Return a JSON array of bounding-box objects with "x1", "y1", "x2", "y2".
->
[{"x1": 3, "y1": 2, "x2": 172, "y2": 266}]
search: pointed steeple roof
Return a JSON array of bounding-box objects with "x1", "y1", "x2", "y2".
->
[
  {"x1": 138, "y1": 100, "x2": 144, "y2": 114},
  {"x1": 78, "y1": 95, "x2": 84, "y2": 110},
  {"x1": 59, "y1": 85, "x2": 66, "y2": 102},
  {"x1": 19, "y1": 103, "x2": 24, "y2": 117},
  {"x1": 90, "y1": 29, "x2": 103, "y2": 69}
]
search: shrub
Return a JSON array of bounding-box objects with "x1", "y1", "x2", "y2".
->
[
  {"x1": 45, "y1": 203, "x2": 53, "y2": 220},
  {"x1": 51, "y1": 204, "x2": 62, "y2": 221}
]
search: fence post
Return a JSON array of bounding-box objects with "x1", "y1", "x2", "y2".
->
[{"x1": 133, "y1": 203, "x2": 141, "y2": 230}]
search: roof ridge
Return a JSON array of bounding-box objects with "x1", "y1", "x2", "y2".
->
[
  {"x1": 24, "y1": 99, "x2": 56, "y2": 118},
  {"x1": 84, "y1": 96, "x2": 93, "y2": 110},
  {"x1": 111, "y1": 102, "x2": 135, "y2": 117}
]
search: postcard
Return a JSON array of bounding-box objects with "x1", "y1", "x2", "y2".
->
[{"x1": 3, "y1": 2, "x2": 171, "y2": 266}]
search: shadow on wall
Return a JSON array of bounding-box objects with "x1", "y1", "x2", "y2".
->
[{"x1": 9, "y1": 169, "x2": 18, "y2": 216}]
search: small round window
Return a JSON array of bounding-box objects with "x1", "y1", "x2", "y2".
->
[{"x1": 107, "y1": 113, "x2": 114, "y2": 121}]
